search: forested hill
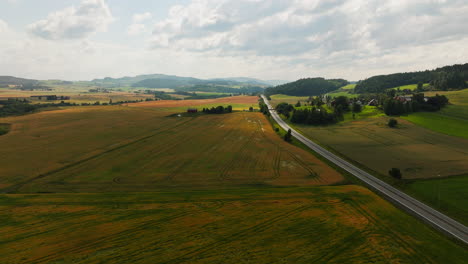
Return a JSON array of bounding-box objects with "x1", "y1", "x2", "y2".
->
[
  {"x1": 264, "y1": 78, "x2": 348, "y2": 96},
  {"x1": 355, "y1": 63, "x2": 468, "y2": 93},
  {"x1": 0, "y1": 76, "x2": 38, "y2": 86}
]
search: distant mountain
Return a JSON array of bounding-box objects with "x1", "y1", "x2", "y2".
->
[
  {"x1": 91, "y1": 74, "x2": 201, "y2": 87},
  {"x1": 265, "y1": 78, "x2": 348, "y2": 96},
  {"x1": 0, "y1": 76, "x2": 38, "y2": 86},
  {"x1": 355, "y1": 63, "x2": 468, "y2": 93},
  {"x1": 90, "y1": 74, "x2": 270, "y2": 89}
]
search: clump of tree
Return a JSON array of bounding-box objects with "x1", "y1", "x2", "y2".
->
[
  {"x1": 389, "y1": 168, "x2": 402, "y2": 180},
  {"x1": 275, "y1": 102, "x2": 294, "y2": 118},
  {"x1": 259, "y1": 101, "x2": 269, "y2": 115},
  {"x1": 383, "y1": 93, "x2": 449, "y2": 116},
  {"x1": 202, "y1": 105, "x2": 233, "y2": 114},
  {"x1": 290, "y1": 107, "x2": 340, "y2": 125}
]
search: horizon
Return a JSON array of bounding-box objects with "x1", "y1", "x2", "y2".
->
[{"x1": 1, "y1": 0, "x2": 467, "y2": 81}]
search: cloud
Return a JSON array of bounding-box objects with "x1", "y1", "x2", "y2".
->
[
  {"x1": 127, "y1": 12, "x2": 153, "y2": 35},
  {"x1": 149, "y1": 0, "x2": 468, "y2": 77},
  {"x1": 133, "y1": 12, "x2": 152, "y2": 23},
  {"x1": 0, "y1": 19, "x2": 8, "y2": 33},
  {"x1": 28, "y1": 0, "x2": 113, "y2": 40}
]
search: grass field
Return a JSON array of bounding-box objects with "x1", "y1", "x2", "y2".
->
[
  {"x1": 294, "y1": 116, "x2": 468, "y2": 180},
  {"x1": 1, "y1": 186, "x2": 467, "y2": 264},
  {"x1": 389, "y1": 83, "x2": 430, "y2": 90},
  {"x1": 0, "y1": 100, "x2": 342, "y2": 193},
  {"x1": 402, "y1": 89, "x2": 468, "y2": 139},
  {"x1": 403, "y1": 174, "x2": 468, "y2": 225},
  {"x1": 340, "y1": 84, "x2": 356, "y2": 90}
]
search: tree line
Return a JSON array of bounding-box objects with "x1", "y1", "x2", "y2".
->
[{"x1": 202, "y1": 105, "x2": 233, "y2": 114}]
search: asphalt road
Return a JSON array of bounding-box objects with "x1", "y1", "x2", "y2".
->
[{"x1": 261, "y1": 95, "x2": 468, "y2": 244}]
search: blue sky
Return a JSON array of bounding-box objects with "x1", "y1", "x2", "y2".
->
[{"x1": 0, "y1": 0, "x2": 467, "y2": 81}]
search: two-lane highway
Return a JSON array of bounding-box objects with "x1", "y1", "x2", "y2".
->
[{"x1": 261, "y1": 95, "x2": 468, "y2": 244}]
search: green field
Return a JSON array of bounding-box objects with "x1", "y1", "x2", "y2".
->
[
  {"x1": 327, "y1": 90, "x2": 358, "y2": 98},
  {"x1": 294, "y1": 116, "x2": 468, "y2": 180},
  {"x1": 403, "y1": 174, "x2": 468, "y2": 225},
  {"x1": 1, "y1": 186, "x2": 467, "y2": 264},
  {"x1": 340, "y1": 84, "x2": 356, "y2": 90},
  {"x1": 389, "y1": 83, "x2": 430, "y2": 91},
  {"x1": 402, "y1": 89, "x2": 468, "y2": 139}
]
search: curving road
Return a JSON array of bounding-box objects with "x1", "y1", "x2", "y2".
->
[{"x1": 261, "y1": 95, "x2": 468, "y2": 244}]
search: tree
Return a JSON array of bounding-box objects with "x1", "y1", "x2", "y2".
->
[
  {"x1": 352, "y1": 103, "x2": 362, "y2": 113},
  {"x1": 417, "y1": 82, "x2": 423, "y2": 91},
  {"x1": 389, "y1": 168, "x2": 402, "y2": 179},
  {"x1": 334, "y1": 96, "x2": 350, "y2": 111},
  {"x1": 249, "y1": 106, "x2": 253, "y2": 112},
  {"x1": 227, "y1": 105, "x2": 233, "y2": 113},
  {"x1": 388, "y1": 118, "x2": 398, "y2": 128},
  {"x1": 295, "y1": 101, "x2": 301, "y2": 107},
  {"x1": 284, "y1": 129, "x2": 292, "y2": 142}
]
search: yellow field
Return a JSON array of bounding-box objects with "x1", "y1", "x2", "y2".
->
[
  {"x1": 0, "y1": 105, "x2": 342, "y2": 193},
  {"x1": 1, "y1": 186, "x2": 466, "y2": 264},
  {"x1": 0, "y1": 88, "x2": 154, "y2": 104}
]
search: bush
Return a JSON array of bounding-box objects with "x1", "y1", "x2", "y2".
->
[
  {"x1": 388, "y1": 118, "x2": 398, "y2": 128},
  {"x1": 389, "y1": 168, "x2": 402, "y2": 179}
]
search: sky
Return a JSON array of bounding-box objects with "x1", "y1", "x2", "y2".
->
[{"x1": 0, "y1": 0, "x2": 467, "y2": 81}]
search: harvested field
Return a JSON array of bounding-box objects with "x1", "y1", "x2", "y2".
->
[
  {"x1": 0, "y1": 186, "x2": 466, "y2": 264},
  {"x1": 0, "y1": 106, "x2": 342, "y2": 193},
  {"x1": 128, "y1": 95, "x2": 259, "y2": 110}
]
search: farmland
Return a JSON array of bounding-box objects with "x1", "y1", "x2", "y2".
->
[
  {"x1": 1, "y1": 186, "x2": 467, "y2": 264},
  {"x1": 1, "y1": 95, "x2": 467, "y2": 263},
  {"x1": 0, "y1": 98, "x2": 342, "y2": 193},
  {"x1": 294, "y1": 116, "x2": 468, "y2": 180}
]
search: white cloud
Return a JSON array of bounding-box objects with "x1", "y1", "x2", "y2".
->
[
  {"x1": 127, "y1": 12, "x2": 153, "y2": 35},
  {"x1": 147, "y1": 0, "x2": 468, "y2": 80},
  {"x1": 1, "y1": 0, "x2": 467, "y2": 81},
  {"x1": 28, "y1": 0, "x2": 113, "y2": 40},
  {"x1": 0, "y1": 19, "x2": 8, "y2": 33},
  {"x1": 133, "y1": 12, "x2": 152, "y2": 23}
]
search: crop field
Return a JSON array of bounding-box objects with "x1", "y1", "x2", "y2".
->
[
  {"x1": 0, "y1": 88, "x2": 154, "y2": 104},
  {"x1": 295, "y1": 116, "x2": 468, "y2": 180},
  {"x1": 129, "y1": 95, "x2": 259, "y2": 111},
  {"x1": 1, "y1": 186, "x2": 467, "y2": 264},
  {"x1": 1, "y1": 97, "x2": 467, "y2": 263},
  {"x1": 0, "y1": 104, "x2": 342, "y2": 193},
  {"x1": 403, "y1": 89, "x2": 468, "y2": 139},
  {"x1": 403, "y1": 174, "x2": 468, "y2": 225}
]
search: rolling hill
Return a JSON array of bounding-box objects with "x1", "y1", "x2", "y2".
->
[{"x1": 265, "y1": 78, "x2": 348, "y2": 96}]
